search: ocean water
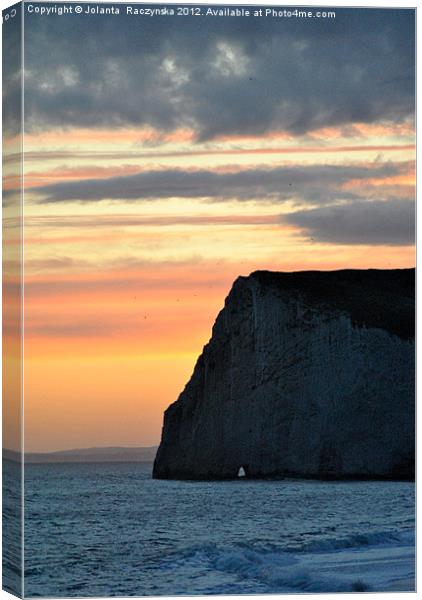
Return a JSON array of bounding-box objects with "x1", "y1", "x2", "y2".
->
[
  {"x1": 3, "y1": 459, "x2": 23, "y2": 596},
  {"x1": 22, "y1": 462, "x2": 414, "y2": 597}
]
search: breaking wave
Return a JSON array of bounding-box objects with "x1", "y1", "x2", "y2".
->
[{"x1": 161, "y1": 529, "x2": 415, "y2": 593}]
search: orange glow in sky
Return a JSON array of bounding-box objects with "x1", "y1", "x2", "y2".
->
[{"x1": 12, "y1": 121, "x2": 413, "y2": 452}]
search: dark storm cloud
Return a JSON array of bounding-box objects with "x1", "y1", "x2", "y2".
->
[
  {"x1": 5, "y1": 7, "x2": 414, "y2": 138},
  {"x1": 285, "y1": 199, "x2": 415, "y2": 245},
  {"x1": 31, "y1": 163, "x2": 402, "y2": 204},
  {"x1": 3, "y1": 3, "x2": 22, "y2": 136}
]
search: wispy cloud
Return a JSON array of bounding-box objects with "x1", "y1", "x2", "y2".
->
[
  {"x1": 23, "y1": 213, "x2": 283, "y2": 229},
  {"x1": 3, "y1": 143, "x2": 415, "y2": 166}
]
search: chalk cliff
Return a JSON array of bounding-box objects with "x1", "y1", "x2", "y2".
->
[{"x1": 153, "y1": 269, "x2": 415, "y2": 480}]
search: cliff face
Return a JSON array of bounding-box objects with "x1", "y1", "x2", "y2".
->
[{"x1": 153, "y1": 269, "x2": 415, "y2": 480}]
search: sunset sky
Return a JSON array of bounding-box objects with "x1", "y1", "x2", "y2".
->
[{"x1": 3, "y1": 5, "x2": 415, "y2": 452}]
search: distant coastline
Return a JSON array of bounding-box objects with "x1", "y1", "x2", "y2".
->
[{"x1": 4, "y1": 446, "x2": 158, "y2": 464}]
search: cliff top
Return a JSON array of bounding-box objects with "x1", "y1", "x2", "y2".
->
[{"x1": 237, "y1": 268, "x2": 415, "y2": 341}]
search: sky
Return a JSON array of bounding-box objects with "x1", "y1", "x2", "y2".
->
[{"x1": 3, "y1": 4, "x2": 415, "y2": 452}]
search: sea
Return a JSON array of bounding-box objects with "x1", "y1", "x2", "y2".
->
[{"x1": 7, "y1": 461, "x2": 417, "y2": 596}]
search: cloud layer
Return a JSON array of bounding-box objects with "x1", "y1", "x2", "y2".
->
[
  {"x1": 32, "y1": 163, "x2": 405, "y2": 204},
  {"x1": 285, "y1": 199, "x2": 415, "y2": 245},
  {"x1": 5, "y1": 8, "x2": 415, "y2": 137}
]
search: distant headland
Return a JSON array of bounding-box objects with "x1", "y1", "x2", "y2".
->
[{"x1": 4, "y1": 446, "x2": 158, "y2": 464}]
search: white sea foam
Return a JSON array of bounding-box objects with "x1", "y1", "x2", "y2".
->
[{"x1": 163, "y1": 530, "x2": 415, "y2": 593}]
